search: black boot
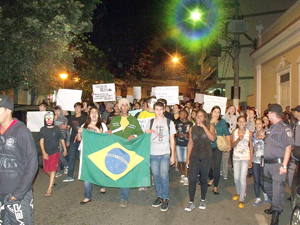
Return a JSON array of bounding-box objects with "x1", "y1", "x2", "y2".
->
[
  {"x1": 264, "y1": 207, "x2": 274, "y2": 214},
  {"x1": 270, "y1": 211, "x2": 280, "y2": 225}
]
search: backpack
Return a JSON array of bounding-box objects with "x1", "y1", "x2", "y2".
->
[{"x1": 150, "y1": 118, "x2": 171, "y2": 135}]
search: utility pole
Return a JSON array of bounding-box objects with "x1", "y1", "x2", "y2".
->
[{"x1": 233, "y1": 0, "x2": 240, "y2": 108}]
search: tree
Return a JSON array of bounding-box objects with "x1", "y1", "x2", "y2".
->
[{"x1": 0, "y1": 0, "x2": 103, "y2": 95}]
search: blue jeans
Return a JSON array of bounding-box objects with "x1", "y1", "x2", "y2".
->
[
  {"x1": 150, "y1": 154, "x2": 170, "y2": 200},
  {"x1": 120, "y1": 188, "x2": 130, "y2": 200},
  {"x1": 176, "y1": 145, "x2": 187, "y2": 162},
  {"x1": 68, "y1": 142, "x2": 80, "y2": 178},
  {"x1": 233, "y1": 160, "x2": 249, "y2": 202},
  {"x1": 252, "y1": 162, "x2": 265, "y2": 198},
  {"x1": 84, "y1": 182, "x2": 104, "y2": 200}
]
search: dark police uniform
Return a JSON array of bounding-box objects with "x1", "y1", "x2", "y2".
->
[{"x1": 264, "y1": 120, "x2": 294, "y2": 213}]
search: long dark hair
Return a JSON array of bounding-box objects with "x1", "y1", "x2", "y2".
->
[
  {"x1": 210, "y1": 105, "x2": 221, "y2": 121},
  {"x1": 83, "y1": 107, "x2": 103, "y2": 131}
]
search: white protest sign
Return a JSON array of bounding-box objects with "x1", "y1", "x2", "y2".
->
[
  {"x1": 133, "y1": 86, "x2": 141, "y2": 100},
  {"x1": 129, "y1": 109, "x2": 142, "y2": 117},
  {"x1": 92, "y1": 83, "x2": 116, "y2": 102},
  {"x1": 57, "y1": 89, "x2": 82, "y2": 111},
  {"x1": 194, "y1": 93, "x2": 205, "y2": 103},
  {"x1": 27, "y1": 111, "x2": 48, "y2": 132},
  {"x1": 151, "y1": 87, "x2": 156, "y2": 96},
  {"x1": 126, "y1": 95, "x2": 134, "y2": 103},
  {"x1": 203, "y1": 95, "x2": 227, "y2": 115},
  {"x1": 138, "y1": 117, "x2": 153, "y2": 133},
  {"x1": 154, "y1": 86, "x2": 179, "y2": 105}
]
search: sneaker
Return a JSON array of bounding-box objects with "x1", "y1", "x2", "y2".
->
[
  {"x1": 232, "y1": 194, "x2": 239, "y2": 201},
  {"x1": 160, "y1": 199, "x2": 169, "y2": 212},
  {"x1": 152, "y1": 197, "x2": 162, "y2": 207},
  {"x1": 199, "y1": 200, "x2": 206, "y2": 209},
  {"x1": 63, "y1": 177, "x2": 74, "y2": 182},
  {"x1": 55, "y1": 172, "x2": 62, "y2": 178},
  {"x1": 180, "y1": 175, "x2": 185, "y2": 183},
  {"x1": 138, "y1": 187, "x2": 148, "y2": 191},
  {"x1": 184, "y1": 202, "x2": 195, "y2": 211},
  {"x1": 120, "y1": 199, "x2": 127, "y2": 208},
  {"x1": 63, "y1": 166, "x2": 69, "y2": 175},
  {"x1": 238, "y1": 202, "x2": 245, "y2": 208},
  {"x1": 253, "y1": 199, "x2": 262, "y2": 207},
  {"x1": 183, "y1": 177, "x2": 189, "y2": 186},
  {"x1": 263, "y1": 192, "x2": 270, "y2": 204},
  {"x1": 223, "y1": 176, "x2": 228, "y2": 180}
]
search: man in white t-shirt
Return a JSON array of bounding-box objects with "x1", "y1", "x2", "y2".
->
[{"x1": 145, "y1": 101, "x2": 176, "y2": 212}]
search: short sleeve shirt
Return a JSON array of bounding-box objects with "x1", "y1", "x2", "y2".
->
[
  {"x1": 264, "y1": 120, "x2": 294, "y2": 160},
  {"x1": 39, "y1": 126, "x2": 63, "y2": 155},
  {"x1": 175, "y1": 120, "x2": 193, "y2": 146},
  {"x1": 145, "y1": 117, "x2": 176, "y2": 155},
  {"x1": 211, "y1": 119, "x2": 230, "y2": 148}
]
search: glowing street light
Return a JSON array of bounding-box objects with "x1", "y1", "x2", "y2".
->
[
  {"x1": 59, "y1": 73, "x2": 68, "y2": 88},
  {"x1": 172, "y1": 57, "x2": 178, "y2": 63}
]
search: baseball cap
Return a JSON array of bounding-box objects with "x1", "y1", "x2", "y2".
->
[
  {"x1": 0, "y1": 95, "x2": 14, "y2": 111},
  {"x1": 291, "y1": 105, "x2": 300, "y2": 112},
  {"x1": 267, "y1": 103, "x2": 282, "y2": 114}
]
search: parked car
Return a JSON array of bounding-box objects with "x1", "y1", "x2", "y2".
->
[{"x1": 290, "y1": 160, "x2": 300, "y2": 225}]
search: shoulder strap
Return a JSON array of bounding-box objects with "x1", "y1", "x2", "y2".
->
[
  {"x1": 150, "y1": 118, "x2": 154, "y2": 130},
  {"x1": 167, "y1": 118, "x2": 170, "y2": 135}
]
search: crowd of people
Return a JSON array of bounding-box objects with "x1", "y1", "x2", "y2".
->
[{"x1": 0, "y1": 94, "x2": 299, "y2": 225}]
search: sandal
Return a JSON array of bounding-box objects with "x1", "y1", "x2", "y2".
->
[
  {"x1": 45, "y1": 191, "x2": 52, "y2": 197},
  {"x1": 208, "y1": 179, "x2": 214, "y2": 186},
  {"x1": 100, "y1": 188, "x2": 106, "y2": 194}
]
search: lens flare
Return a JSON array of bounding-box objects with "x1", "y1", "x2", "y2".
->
[{"x1": 165, "y1": 0, "x2": 225, "y2": 50}]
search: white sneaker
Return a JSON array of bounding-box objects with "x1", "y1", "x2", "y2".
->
[
  {"x1": 55, "y1": 172, "x2": 62, "y2": 178},
  {"x1": 63, "y1": 166, "x2": 69, "y2": 175},
  {"x1": 199, "y1": 200, "x2": 206, "y2": 209},
  {"x1": 183, "y1": 177, "x2": 189, "y2": 185},
  {"x1": 120, "y1": 199, "x2": 127, "y2": 208},
  {"x1": 263, "y1": 192, "x2": 270, "y2": 204},
  {"x1": 185, "y1": 202, "x2": 195, "y2": 211},
  {"x1": 180, "y1": 175, "x2": 185, "y2": 183},
  {"x1": 138, "y1": 187, "x2": 148, "y2": 191},
  {"x1": 63, "y1": 177, "x2": 74, "y2": 182}
]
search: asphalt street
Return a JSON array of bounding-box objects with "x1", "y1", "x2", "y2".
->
[{"x1": 33, "y1": 162, "x2": 292, "y2": 225}]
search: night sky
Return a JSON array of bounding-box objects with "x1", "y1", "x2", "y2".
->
[{"x1": 90, "y1": 0, "x2": 298, "y2": 78}]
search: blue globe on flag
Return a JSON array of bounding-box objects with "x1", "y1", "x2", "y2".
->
[{"x1": 105, "y1": 148, "x2": 130, "y2": 175}]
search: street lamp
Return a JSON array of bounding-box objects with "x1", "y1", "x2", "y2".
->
[
  {"x1": 191, "y1": 11, "x2": 201, "y2": 21},
  {"x1": 59, "y1": 73, "x2": 68, "y2": 89}
]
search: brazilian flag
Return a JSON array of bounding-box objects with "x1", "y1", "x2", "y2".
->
[{"x1": 78, "y1": 129, "x2": 151, "y2": 188}]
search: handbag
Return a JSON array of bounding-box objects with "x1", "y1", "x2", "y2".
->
[{"x1": 217, "y1": 135, "x2": 229, "y2": 152}]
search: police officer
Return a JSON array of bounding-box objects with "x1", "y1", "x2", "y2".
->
[{"x1": 263, "y1": 104, "x2": 294, "y2": 225}]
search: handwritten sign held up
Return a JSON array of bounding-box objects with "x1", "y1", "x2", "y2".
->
[
  {"x1": 155, "y1": 86, "x2": 179, "y2": 105},
  {"x1": 194, "y1": 93, "x2": 205, "y2": 103},
  {"x1": 203, "y1": 95, "x2": 227, "y2": 115},
  {"x1": 138, "y1": 118, "x2": 153, "y2": 133},
  {"x1": 133, "y1": 86, "x2": 141, "y2": 100},
  {"x1": 92, "y1": 83, "x2": 116, "y2": 102},
  {"x1": 27, "y1": 111, "x2": 48, "y2": 132},
  {"x1": 57, "y1": 89, "x2": 82, "y2": 111}
]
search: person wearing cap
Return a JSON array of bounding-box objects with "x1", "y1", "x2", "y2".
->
[
  {"x1": 0, "y1": 95, "x2": 38, "y2": 224},
  {"x1": 263, "y1": 103, "x2": 294, "y2": 225},
  {"x1": 108, "y1": 98, "x2": 143, "y2": 207}
]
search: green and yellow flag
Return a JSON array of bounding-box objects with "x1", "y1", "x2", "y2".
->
[{"x1": 78, "y1": 129, "x2": 150, "y2": 188}]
